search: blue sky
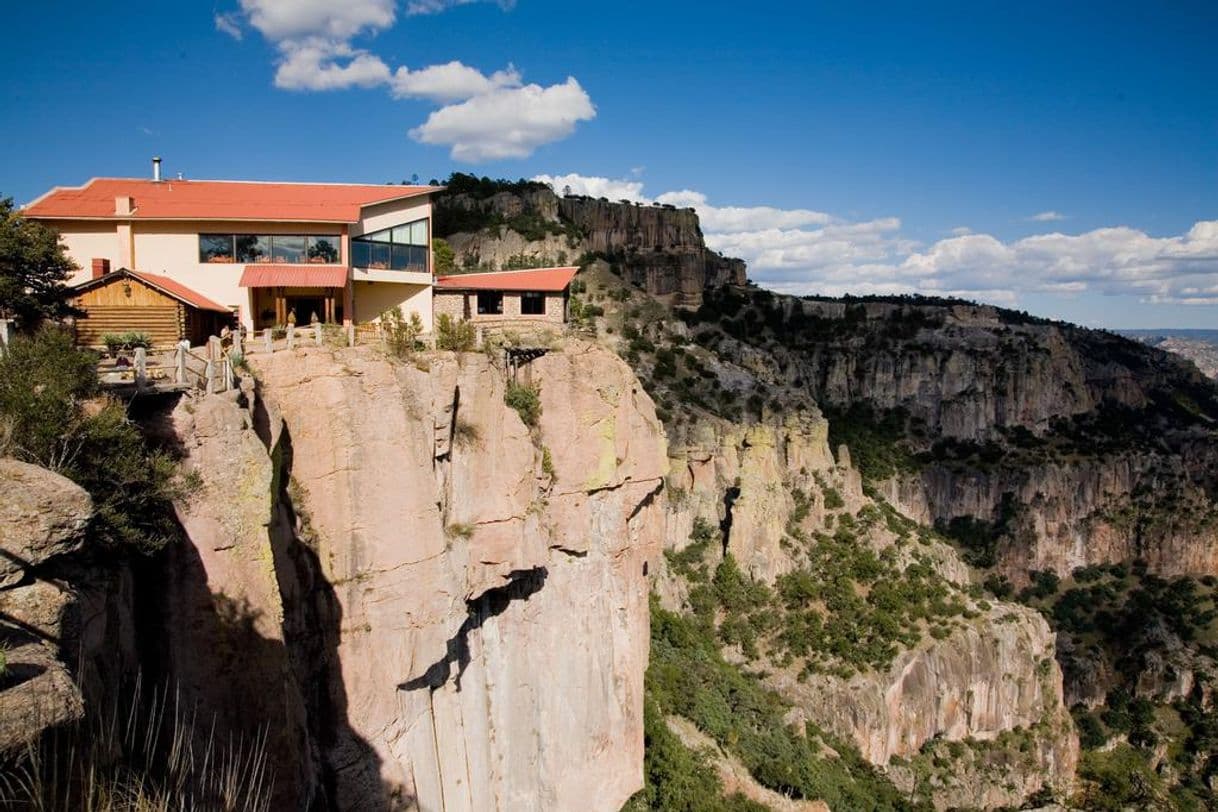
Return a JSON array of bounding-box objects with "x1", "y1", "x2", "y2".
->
[{"x1": 3, "y1": 0, "x2": 1216, "y2": 328}]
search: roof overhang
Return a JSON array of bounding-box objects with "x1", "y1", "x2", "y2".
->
[{"x1": 239, "y1": 265, "x2": 350, "y2": 288}]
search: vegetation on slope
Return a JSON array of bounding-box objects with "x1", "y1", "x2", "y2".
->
[{"x1": 1017, "y1": 562, "x2": 1218, "y2": 808}]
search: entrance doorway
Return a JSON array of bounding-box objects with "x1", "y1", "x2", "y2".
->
[{"x1": 287, "y1": 296, "x2": 325, "y2": 325}]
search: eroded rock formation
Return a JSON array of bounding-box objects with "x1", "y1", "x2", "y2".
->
[{"x1": 151, "y1": 341, "x2": 666, "y2": 810}]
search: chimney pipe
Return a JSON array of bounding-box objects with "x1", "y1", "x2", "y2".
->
[
  {"x1": 152, "y1": 156, "x2": 162, "y2": 182},
  {"x1": 91, "y1": 258, "x2": 111, "y2": 280}
]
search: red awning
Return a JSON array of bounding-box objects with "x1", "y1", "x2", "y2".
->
[{"x1": 239, "y1": 265, "x2": 349, "y2": 288}]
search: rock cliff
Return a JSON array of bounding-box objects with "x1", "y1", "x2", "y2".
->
[
  {"x1": 677, "y1": 287, "x2": 1218, "y2": 583},
  {"x1": 434, "y1": 185, "x2": 745, "y2": 303},
  {"x1": 146, "y1": 341, "x2": 666, "y2": 810}
]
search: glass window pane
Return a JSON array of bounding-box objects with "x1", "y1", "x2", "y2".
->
[
  {"x1": 199, "y1": 234, "x2": 234, "y2": 263},
  {"x1": 521, "y1": 292, "x2": 545, "y2": 315},
  {"x1": 369, "y1": 242, "x2": 391, "y2": 269},
  {"x1": 236, "y1": 235, "x2": 271, "y2": 263},
  {"x1": 477, "y1": 291, "x2": 503, "y2": 315},
  {"x1": 307, "y1": 236, "x2": 340, "y2": 264},
  {"x1": 271, "y1": 235, "x2": 305, "y2": 263},
  {"x1": 391, "y1": 225, "x2": 412, "y2": 245},
  {"x1": 363, "y1": 227, "x2": 392, "y2": 243},
  {"x1": 352, "y1": 240, "x2": 372, "y2": 268},
  {"x1": 410, "y1": 221, "x2": 428, "y2": 245}
]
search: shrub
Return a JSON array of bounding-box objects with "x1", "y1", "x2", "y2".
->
[
  {"x1": 436, "y1": 313, "x2": 477, "y2": 351},
  {"x1": 505, "y1": 381, "x2": 542, "y2": 426},
  {"x1": 381, "y1": 309, "x2": 424, "y2": 357},
  {"x1": 0, "y1": 327, "x2": 178, "y2": 553}
]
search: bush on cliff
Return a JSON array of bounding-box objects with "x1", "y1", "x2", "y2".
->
[
  {"x1": 505, "y1": 381, "x2": 542, "y2": 427},
  {"x1": 646, "y1": 597, "x2": 918, "y2": 810},
  {"x1": 0, "y1": 327, "x2": 178, "y2": 553}
]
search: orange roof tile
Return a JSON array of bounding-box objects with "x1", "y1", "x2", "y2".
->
[
  {"x1": 435, "y1": 267, "x2": 579, "y2": 293},
  {"x1": 73, "y1": 269, "x2": 232, "y2": 313},
  {"x1": 24, "y1": 178, "x2": 437, "y2": 223},
  {"x1": 239, "y1": 265, "x2": 349, "y2": 288}
]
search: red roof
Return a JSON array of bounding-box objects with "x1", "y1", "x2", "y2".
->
[
  {"x1": 24, "y1": 178, "x2": 436, "y2": 223},
  {"x1": 73, "y1": 269, "x2": 231, "y2": 313},
  {"x1": 435, "y1": 267, "x2": 579, "y2": 293},
  {"x1": 239, "y1": 265, "x2": 349, "y2": 288}
]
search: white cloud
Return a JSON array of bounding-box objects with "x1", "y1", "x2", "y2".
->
[
  {"x1": 273, "y1": 39, "x2": 391, "y2": 90},
  {"x1": 1028, "y1": 210, "x2": 1066, "y2": 222},
  {"x1": 218, "y1": 0, "x2": 590, "y2": 158},
  {"x1": 949, "y1": 226, "x2": 972, "y2": 236},
  {"x1": 238, "y1": 0, "x2": 396, "y2": 40},
  {"x1": 215, "y1": 12, "x2": 244, "y2": 39},
  {"x1": 406, "y1": 0, "x2": 516, "y2": 14},
  {"x1": 391, "y1": 61, "x2": 521, "y2": 102},
  {"x1": 411, "y1": 78, "x2": 596, "y2": 161},
  {"x1": 532, "y1": 172, "x2": 1218, "y2": 308},
  {"x1": 533, "y1": 173, "x2": 648, "y2": 201}
]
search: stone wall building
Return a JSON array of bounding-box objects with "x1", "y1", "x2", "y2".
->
[{"x1": 433, "y1": 267, "x2": 577, "y2": 327}]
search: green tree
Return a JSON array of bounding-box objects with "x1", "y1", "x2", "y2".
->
[
  {"x1": 432, "y1": 238, "x2": 456, "y2": 276},
  {"x1": 0, "y1": 197, "x2": 79, "y2": 327}
]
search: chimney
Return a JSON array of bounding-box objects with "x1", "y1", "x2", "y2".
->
[
  {"x1": 152, "y1": 156, "x2": 162, "y2": 182},
  {"x1": 115, "y1": 196, "x2": 134, "y2": 216},
  {"x1": 91, "y1": 258, "x2": 111, "y2": 280}
]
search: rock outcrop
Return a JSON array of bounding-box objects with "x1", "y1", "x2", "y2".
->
[
  {"x1": 436, "y1": 188, "x2": 745, "y2": 303},
  {"x1": 151, "y1": 341, "x2": 667, "y2": 810},
  {"x1": 0, "y1": 459, "x2": 129, "y2": 753}
]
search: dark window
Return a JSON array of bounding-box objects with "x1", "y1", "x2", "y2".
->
[
  {"x1": 477, "y1": 291, "x2": 503, "y2": 315},
  {"x1": 352, "y1": 218, "x2": 429, "y2": 272},
  {"x1": 521, "y1": 292, "x2": 545, "y2": 315},
  {"x1": 199, "y1": 234, "x2": 235, "y2": 262}
]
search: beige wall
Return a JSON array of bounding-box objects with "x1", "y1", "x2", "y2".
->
[
  {"x1": 57, "y1": 223, "x2": 122, "y2": 283},
  {"x1": 354, "y1": 281, "x2": 433, "y2": 332}
]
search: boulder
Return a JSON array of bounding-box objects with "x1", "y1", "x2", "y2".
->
[{"x1": 0, "y1": 459, "x2": 92, "y2": 587}]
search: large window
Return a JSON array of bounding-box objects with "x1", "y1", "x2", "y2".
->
[
  {"x1": 352, "y1": 219, "x2": 428, "y2": 272},
  {"x1": 199, "y1": 234, "x2": 342, "y2": 264},
  {"x1": 521, "y1": 292, "x2": 546, "y2": 315},
  {"x1": 477, "y1": 291, "x2": 503, "y2": 315}
]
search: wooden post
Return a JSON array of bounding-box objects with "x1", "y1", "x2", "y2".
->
[
  {"x1": 204, "y1": 359, "x2": 215, "y2": 394},
  {"x1": 314, "y1": 322, "x2": 323, "y2": 346},
  {"x1": 286, "y1": 324, "x2": 295, "y2": 350},
  {"x1": 0, "y1": 319, "x2": 11, "y2": 357},
  {"x1": 208, "y1": 336, "x2": 222, "y2": 364},
  {"x1": 223, "y1": 357, "x2": 233, "y2": 391},
  {"x1": 134, "y1": 347, "x2": 147, "y2": 388},
  {"x1": 347, "y1": 323, "x2": 355, "y2": 347},
  {"x1": 264, "y1": 328, "x2": 273, "y2": 354},
  {"x1": 175, "y1": 345, "x2": 187, "y2": 384},
  {"x1": 232, "y1": 327, "x2": 243, "y2": 356},
  {"x1": 476, "y1": 326, "x2": 484, "y2": 350}
]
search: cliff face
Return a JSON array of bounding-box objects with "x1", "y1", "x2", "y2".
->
[
  {"x1": 149, "y1": 342, "x2": 666, "y2": 810},
  {"x1": 678, "y1": 288, "x2": 1218, "y2": 582},
  {"x1": 435, "y1": 188, "x2": 745, "y2": 303},
  {"x1": 657, "y1": 411, "x2": 1078, "y2": 808}
]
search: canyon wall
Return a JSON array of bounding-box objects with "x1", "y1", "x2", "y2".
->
[
  {"x1": 436, "y1": 189, "x2": 745, "y2": 303},
  {"x1": 657, "y1": 411, "x2": 1078, "y2": 808},
  {"x1": 149, "y1": 342, "x2": 666, "y2": 810}
]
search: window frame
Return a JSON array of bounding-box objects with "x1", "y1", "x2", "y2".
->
[
  {"x1": 477, "y1": 291, "x2": 504, "y2": 315},
  {"x1": 520, "y1": 291, "x2": 546, "y2": 315},
  {"x1": 352, "y1": 218, "x2": 430, "y2": 272},
  {"x1": 199, "y1": 233, "x2": 343, "y2": 264}
]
